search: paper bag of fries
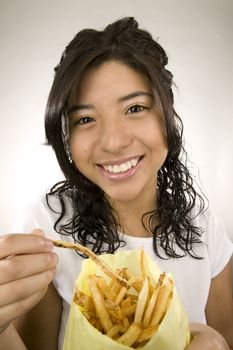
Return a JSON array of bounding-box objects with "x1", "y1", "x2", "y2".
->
[{"x1": 62, "y1": 249, "x2": 191, "y2": 350}]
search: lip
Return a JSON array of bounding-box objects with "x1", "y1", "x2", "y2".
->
[{"x1": 97, "y1": 155, "x2": 144, "y2": 180}]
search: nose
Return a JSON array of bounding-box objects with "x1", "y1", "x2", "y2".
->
[{"x1": 99, "y1": 119, "x2": 132, "y2": 153}]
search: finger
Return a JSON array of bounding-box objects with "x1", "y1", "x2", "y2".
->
[
  {"x1": 0, "y1": 267, "x2": 56, "y2": 307},
  {"x1": 0, "y1": 252, "x2": 58, "y2": 284},
  {"x1": 186, "y1": 335, "x2": 213, "y2": 350},
  {"x1": 31, "y1": 229, "x2": 45, "y2": 236},
  {"x1": 187, "y1": 323, "x2": 229, "y2": 350},
  {"x1": 7, "y1": 229, "x2": 45, "y2": 237},
  {"x1": 0, "y1": 233, "x2": 54, "y2": 259},
  {"x1": 0, "y1": 287, "x2": 48, "y2": 331}
]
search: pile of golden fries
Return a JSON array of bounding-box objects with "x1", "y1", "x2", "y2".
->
[{"x1": 52, "y1": 240, "x2": 174, "y2": 348}]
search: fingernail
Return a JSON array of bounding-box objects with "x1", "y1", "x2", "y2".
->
[{"x1": 45, "y1": 239, "x2": 54, "y2": 250}]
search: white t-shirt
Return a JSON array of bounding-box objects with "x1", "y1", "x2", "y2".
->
[{"x1": 12, "y1": 194, "x2": 233, "y2": 350}]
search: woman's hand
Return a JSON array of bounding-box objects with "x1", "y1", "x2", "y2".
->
[
  {"x1": 0, "y1": 230, "x2": 58, "y2": 335},
  {"x1": 187, "y1": 323, "x2": 231, "y2": 349}
]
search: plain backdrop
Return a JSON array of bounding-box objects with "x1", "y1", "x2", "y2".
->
[{"x1": 0, "y1": 0, "x2": 232, "y2": 247}]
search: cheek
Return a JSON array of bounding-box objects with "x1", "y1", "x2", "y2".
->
[
  {"x1": 144, "y1": 124, "x2": 168, "y2": 164},
  {"x1": 69, "y1": 137, "x2": 89, "y2": 164},
  {"x1": 140, "y1": 120, "x2": 167, "y2": 149}
]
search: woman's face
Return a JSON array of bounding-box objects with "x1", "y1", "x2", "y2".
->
[{"x1": 68, "y1": 61, "x2": 168, "y2": 205}]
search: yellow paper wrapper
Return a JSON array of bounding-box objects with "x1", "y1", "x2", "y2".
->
[{"x1": 63, "y1": 250, "x2": 191, "y2": 350}]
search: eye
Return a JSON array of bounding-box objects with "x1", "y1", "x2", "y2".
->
[
  {"x1": 71, "y1": 116, "x2": 95, "y2": 127},
  {"x1": 127, "y1": 104, "x2": 146, "y2": 114}
]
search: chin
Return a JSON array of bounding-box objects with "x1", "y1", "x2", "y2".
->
[{"x1": 105, "y1": 190, "x2": 141, "y2": 204}]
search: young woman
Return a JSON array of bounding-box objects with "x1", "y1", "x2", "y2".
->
[{"x1": 0, "y1": 17, "x2": 232, "y2": 349}]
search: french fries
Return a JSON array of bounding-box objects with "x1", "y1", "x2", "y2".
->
[{"x1": 52, "y1": 240, "x2": 174, "y2": 348}]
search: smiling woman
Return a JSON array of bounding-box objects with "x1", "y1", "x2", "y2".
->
[
  {"x1": 0, "y1": 17, "x2": 232, "y2": 350},
  {"x1": 44, "y1": 19, "x2": 203, "y2": 258}
]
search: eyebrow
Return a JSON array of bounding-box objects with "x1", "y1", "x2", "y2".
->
[
  {"x1": 67, "y1": 91, "x2": 154, "y2": 115},
  {"x1": 118, "y1": 91, "x2": 154, "y2": 102},
  {"x1": 67, "y1": 104, "x2": 94, "y2": 115}
]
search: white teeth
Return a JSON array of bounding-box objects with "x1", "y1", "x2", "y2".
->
[
  {"x1": 103, "y1": 158, "x2": 139, "y2": 174},
  {"x1": 120, "y1": 163, "x2": 128, "y2": 172},
  {"x1": 113, "y1": 165, "x2": 120, "y2": 173}
]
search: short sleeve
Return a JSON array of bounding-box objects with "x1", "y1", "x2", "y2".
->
[{"x1": 204, "y1": 209, "x2": 233, "y2": 278}]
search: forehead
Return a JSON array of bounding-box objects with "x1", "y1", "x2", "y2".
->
[{"x1": 68, "y1": 60, "x2": 153, "y2": 105}]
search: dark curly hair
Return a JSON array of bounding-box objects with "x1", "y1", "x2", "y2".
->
[{"x1": 45, "y1": 17, "x2": 206, "y2": 259}]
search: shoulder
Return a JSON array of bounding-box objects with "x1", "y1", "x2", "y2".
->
[
  {"x1": 12, "y1": 192, "x2": 71, "y2": 240},
  {"x1": 194, "y1": 206, "x2": 233, "y2": 277},
  {"x1": 195, "y1": 206, "x2": 231, "y2": 243},
  {"x1": 191, "y1": 205, "x2": 229, "y2": 241},
  {"x1": 14, "y1": 193, "x2": 59, "y2": 223}
]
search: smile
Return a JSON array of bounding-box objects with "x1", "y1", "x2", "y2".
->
[{"x1": 102, "y1": 157, "x2": 140, "y2": 174}]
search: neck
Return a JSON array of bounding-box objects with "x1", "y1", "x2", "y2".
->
[{"x1": 109, "y1": 191, "x2": 157, "y2": 238}]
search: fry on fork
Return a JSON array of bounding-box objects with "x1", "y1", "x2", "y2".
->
[{"x1": 51, "y1": 239, "x2": 130, "y2": 288}]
